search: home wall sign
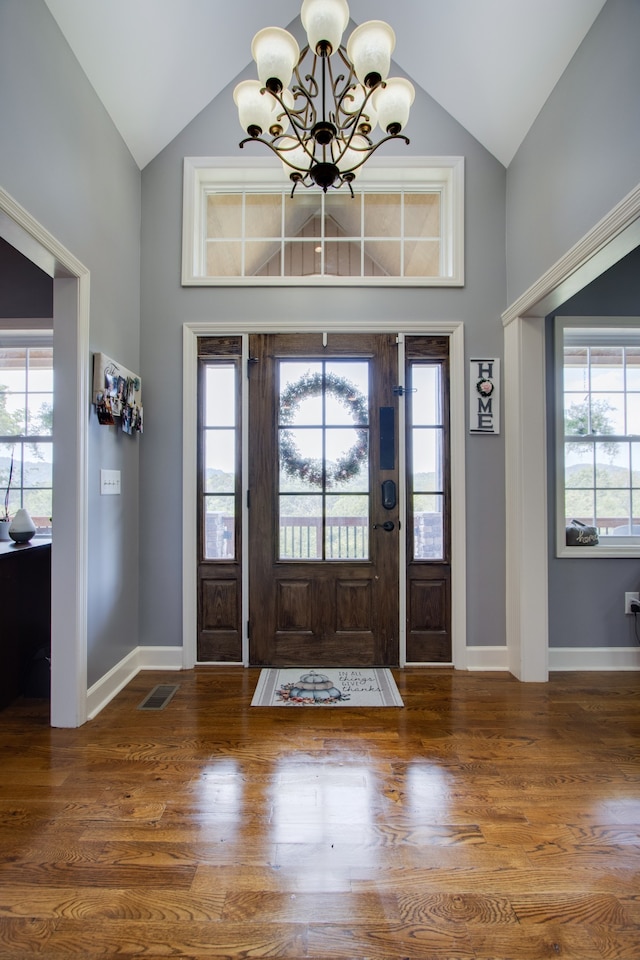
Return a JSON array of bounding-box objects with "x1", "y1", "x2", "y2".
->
[
  {"x1": 469, "y1": 358, "x2": 499, "y2": 435},
  {"x1": 92, "y1": 352, "x2": 143, "y2": 435}
]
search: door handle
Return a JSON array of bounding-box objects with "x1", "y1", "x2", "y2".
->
[{"x1": 373, "y1": 520, "x2": 395, "y2": 532}]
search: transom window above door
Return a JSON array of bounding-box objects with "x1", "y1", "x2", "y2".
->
[{"x1": 182, "y1": 157, "x2": 464, "y2": 287}]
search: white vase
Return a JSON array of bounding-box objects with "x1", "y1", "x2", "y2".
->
[
  {"x1": 9, "y1": 508, "x2": 36, "y2": 543},
  {"x1": 0, "y1": 520, "x2": 10, "y2": 542}
]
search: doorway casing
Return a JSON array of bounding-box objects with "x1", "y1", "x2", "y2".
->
[
  {"x1": 0, "y1": 187, "x2": 89, "y2": 727},
  {"x1": 503, "y1": 182, "x2": 640, "y2": 681}
]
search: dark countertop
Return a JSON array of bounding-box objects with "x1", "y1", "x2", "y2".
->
[{"x1": 0, "y1": 537, "x2": 52, "y2": 558}]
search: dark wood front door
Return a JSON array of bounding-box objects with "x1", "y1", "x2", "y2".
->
[{"x1": 248, "y1": 333, "x2": 399, "y2": 666}]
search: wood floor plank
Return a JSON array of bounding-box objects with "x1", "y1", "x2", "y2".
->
[
  {"x1": 0, "y1": 887, "x2": 225, "y2": 921},
  {"x1": 0, "y1": 667, "x2": 638, "y2": 958},
  {"x1": 40, "y1": 919, "x2": 307, "y2": 957}
]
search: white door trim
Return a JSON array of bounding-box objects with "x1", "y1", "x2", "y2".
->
[
  {"x1": 182, "y1": 319, "x2": 466, "y2": 670},
  {"x1": 0, "y1": 187, "x2": 89, "y2": 726},
  {"x1": 503, "y1": 182, "x2": 640, "y2": 681}
]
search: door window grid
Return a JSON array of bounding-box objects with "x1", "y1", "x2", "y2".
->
[
  {"x1": 558, "y1": 322, "x2": 640, "y2": 550},
  {"x1": 0, "y1": 345, "x2": 53, "y2": 537},
  {"x1": 278, "y1": 360, "x2": 370, "y2": 561},
  {"x1": 409, "y1": 362, "x2": 445, "y2": 560},
  {"x1": 202, "y1": 362, "x2": 238, "y2": 559}
]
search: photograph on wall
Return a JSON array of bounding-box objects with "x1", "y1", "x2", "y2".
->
[{"x1": 92, "y1": 353, "x2": 143, "y2": 435}]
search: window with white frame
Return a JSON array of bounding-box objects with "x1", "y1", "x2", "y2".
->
[
  {"x1": 556, "y1": 318, "x2": 640, "y2": 556},
  {"x1": 182, "y1": 157, "x2": 464, "y2": 287},
  {"x1": 0, "y1": 336, "x2": 53, "y2": 538}
]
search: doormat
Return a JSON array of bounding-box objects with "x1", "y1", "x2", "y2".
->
[{"x1": 251, "y1": 668, "x2": 403, "y2": 707}]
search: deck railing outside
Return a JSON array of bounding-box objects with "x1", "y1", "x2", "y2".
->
[{"x1": 205, "y1": 512, "x2": 444, "y2": 560}]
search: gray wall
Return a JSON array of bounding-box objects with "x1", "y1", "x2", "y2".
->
[
  {"x1": 140, "y1": 21, "x2": 508, "y2": 652},
  {"x1": 506, "y1": 0, "x2": 640, "y2": 653},
  {"x1": 0, "y1": 0, "x2": 141, "y2": 684},
  {"x1": 506, "y1": 0, "x2": 640, "y2": 305},
  {"x1": 0, "y1": 238, "x2": 52, "y2": 319},
  {"x1": 547, "y1": 246, "x2": 640, "y2": 649}
]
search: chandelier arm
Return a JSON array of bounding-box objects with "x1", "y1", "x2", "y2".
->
[
  {"x1": 239, "y1": 134, "x2": 315, "y2": 173},
  {"x1": 343, "y1": 133, "x2": 410, "y2": 174},
  {"x1": 336, "y1": 78, "x2": 379, "y2": 139},
  {"x1": 267, "y1": 85, "x2": 314, "y2": 141}
]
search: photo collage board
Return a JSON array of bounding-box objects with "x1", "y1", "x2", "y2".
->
[{"x1": 92, "y1": 352, "x2": 143, "y2": 436}]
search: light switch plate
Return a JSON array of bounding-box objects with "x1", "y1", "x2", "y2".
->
[{"x1": 100, "y1": 469, "x2": 121, "y2": 495}]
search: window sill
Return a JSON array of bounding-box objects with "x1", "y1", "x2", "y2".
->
[{"x1": 557, "y1": 543, "x2": 640, "y2": 558}]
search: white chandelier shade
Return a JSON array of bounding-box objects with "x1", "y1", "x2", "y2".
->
[
  {"x1": 346, "y1": 20, "x2": 396, "y2": 89},
  {"x1": 372, "y1": 77, "x2": 415, "y2": 135},
  {"x1": 251, "y1": 27, "x2": 300, "y2": 92},
  {"x1": 234, "y1": 0, "x2": 414, "y2": 194},
  {"x1": 301, "y1": 0, "x2": 349, "y2": 54}
]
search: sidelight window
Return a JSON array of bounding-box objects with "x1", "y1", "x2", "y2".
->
[
  {"x1": 408, "y1": 361, "x2": 446, "y2": 561},
  {"x1": 201, "y1": 361, "x2": 239, "y2": 559}
]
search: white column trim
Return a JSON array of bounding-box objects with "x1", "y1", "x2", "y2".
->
[
  {"x1": 504, "y1": 317, "x2": 548, "y2": 681},
  {"x1": 181, "y1": 324, "x2": 198, "y2": 669}
]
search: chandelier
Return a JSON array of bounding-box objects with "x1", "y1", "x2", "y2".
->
[{"x1": 233, "y1": 0, "x2": 415, "y2": 196}]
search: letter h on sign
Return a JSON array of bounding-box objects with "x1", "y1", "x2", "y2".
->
[{"x1": 469, "y1": 358, "x2": 500, "y2": 434}]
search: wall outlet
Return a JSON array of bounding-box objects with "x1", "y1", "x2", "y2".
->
[{"x1": 624, "y1": 591, "x2": 639, "y2": 614}]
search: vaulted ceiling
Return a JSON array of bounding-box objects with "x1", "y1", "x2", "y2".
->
[{"x1": 43, "y1": 0, "x2": 606, "y2": 170}]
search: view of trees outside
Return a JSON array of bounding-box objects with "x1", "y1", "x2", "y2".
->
[
  {"x1": 0, "y1": 347, "x2": 53, "y2": 533},
  {"x1": 202, "y1": 357, "x2": 446, "y2": 560},
  {"x1": 563, "y1": 343, "x2": 640, "y2": 533}
]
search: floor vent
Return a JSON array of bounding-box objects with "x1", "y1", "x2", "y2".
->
[{"x1": 137, "y1": 684, "x2": 179, "y2": 711}]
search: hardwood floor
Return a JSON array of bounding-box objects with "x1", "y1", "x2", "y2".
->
[{"x1": 0, "y1": 668, "x2": 638, "y2": 958}]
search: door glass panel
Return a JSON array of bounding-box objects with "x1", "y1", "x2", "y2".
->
[
  {"x1": 203, "y1": 362, "x2": 237, "y2": 559},
  {"x1": 326, "y1": 494, "x2": 368, "y2": 559},
  {"x1": 205, "y1": 495, "x2": 235, "y2": 559},
  {"x1": 205, "y1": 365, "x2": 235, "y2": 425},
  {"x1": 413, "y1": 493, "x2": 443, "y2": 560},
  {"x1": 280, "y1": 494, "x2": 322, "y2": 559},
  {"x1": 412, "y1": 428, "x2": 443, "y2": 489},
  {"x1": 278, "y1": 359, "x2": 370, "y2": 560},
  {"x1": 279, "y1": 427, "x2": 323, "y2": 491},
  {"x1": 411, "y1": 365, "x2": 442, "y2": 423},
  {"x1": 280, "y1": 362, "x2": 323, "y2": 424},
  {"x1": 325, "y1": 430, "x2": 369, "y2": 491}
]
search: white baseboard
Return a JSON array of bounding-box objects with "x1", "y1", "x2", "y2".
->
[
  {"x1": 86, "y1": 646, "x2": 183, "y2": 719},
  {"x1": 85, "y1": 643, "x2": 640, "y2": 719},
  {"x1": 549, "y1": 647, "x2": 640, "y2": 671},
  {"x1": 465, "y1": 645, "x2": 510, "y2": 671}
]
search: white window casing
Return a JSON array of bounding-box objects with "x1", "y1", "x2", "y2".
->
[{"x1": 182, "y1": 156, "x2": 464, "y2": 287}]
